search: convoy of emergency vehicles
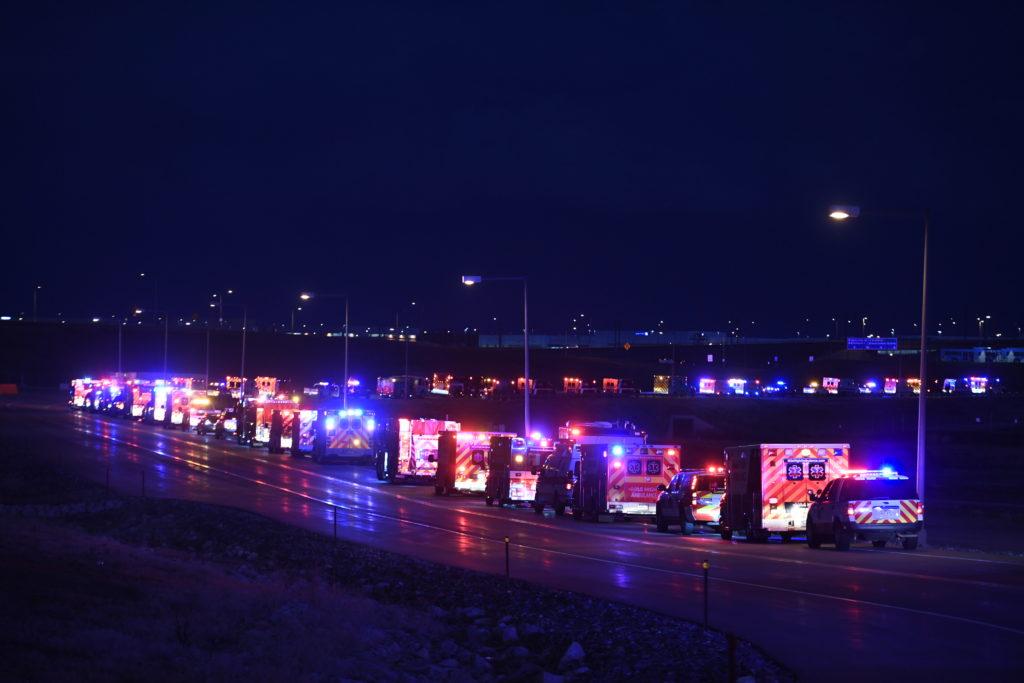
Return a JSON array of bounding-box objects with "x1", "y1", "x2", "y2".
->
[{"x1": 68, "y1": 372, "x2": 923, "y2": 550}]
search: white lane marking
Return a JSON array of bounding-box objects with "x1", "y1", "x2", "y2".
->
[{"x1": 65, "y1": 420, "x2": 1024, "y2": 638}]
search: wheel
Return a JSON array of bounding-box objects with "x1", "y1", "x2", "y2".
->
[
  {"x1": 719, "y1": 526, "x2": 733, "y2": 541},
  {"x1": 486, "y1": 496, "x2": 495, "y2": 507},
  {"x1": 679, "y1": 506, "x2": 692, "y2": 535},
  {"x1": 780, "y1": 533, "x2": 793, "y2": 544},
  {"x1": 434, "y1": 485, "x2": 444, "y2": 496},
  {"x1": 375, "y1": 455, "x2": 386, "y2": 480},
  {"x1": 834, "y1": 521, "x2": 851, "y2": 551},
  {"x1": 807, "y1": 521, "x2": 821, "y2": 549},
  {"x1": 901, "y1": 536, "x2": 919, "y2": 550},
  {"x1": 656, "y1": 512, "x2": 669, "y2": 533},
  {"x1": 554, "y1": 504, "x2": 565, "y2": 517},
  {"x1": 872, "y1": 539, "x2": 887, "y2": 548}
]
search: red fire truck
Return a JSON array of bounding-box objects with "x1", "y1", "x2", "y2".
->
[
  {"x1": 374, "y1": 418, "x2": 461, "y2": 482},
  {"x1": 435, "y1": 429, "x2": 517, "y2": 496},
  {"x1": 720, "y1": 443, "x2": 850, "y2": 542},
  {"x1": 253, "y1": 398, "x2": 301, "y2": 453}
]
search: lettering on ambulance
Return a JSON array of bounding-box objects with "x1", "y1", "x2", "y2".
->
[
  {"x1": 761, "y1": 446, "x2": 848, "y2": 531},
  {"x1": 610, "y1": 456, "x2": 665, "y2": 503}
]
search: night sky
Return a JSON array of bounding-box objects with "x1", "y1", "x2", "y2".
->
[{"x1": 2, "y1": 3, "x2": 1022, "y2": 337}]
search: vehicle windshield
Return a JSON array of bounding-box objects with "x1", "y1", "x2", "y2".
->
[{"x1": 844, "y1": 478, "x2": 918, "y2": 500}]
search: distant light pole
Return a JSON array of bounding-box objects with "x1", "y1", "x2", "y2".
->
[
  {"x1": 301, "y1": 292, "x2": 349, "y2": 410},
  {"x1": 830, "y1": 205, "x2": 930, "y2": 523},
  {"x1": 861, "y1": 316, "x2": 868, "y2": 337},
  {"x1": 396, "y1": 300, "x2": 416, "y2": 397},
  {"x1": 977, "y1": 315, "x2": 990, "y2": 339},
  {"x1": 462, "y1": 275, "x2": 529, "y2": 435},
  {"x1": 32, "y1": 284, "x2": 41, "y2": 322}
]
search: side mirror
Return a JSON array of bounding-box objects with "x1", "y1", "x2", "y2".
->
[
  {"x1": 807, "y1": 491, "x2": 818, "y2": 502},
  {"x1": 656, "y1": 484, "x2": 667, "y2": 492}
]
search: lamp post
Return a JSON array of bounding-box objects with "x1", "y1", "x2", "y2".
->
[
  {"x1": 32, "y1": 284, "x2": 41, "y2": 322},
  {"x1": 462, "y1": 275, "x2": 530, "y2": 436},
  {"x1": 300, "y1": 292, "x2": 349, "y2": 410},
  {"x1": 830, "y1": 206, "x2": 930, "y2": 532},
  {"x1": 396, "y1": 300, "x2": 416, "y2": 397}
]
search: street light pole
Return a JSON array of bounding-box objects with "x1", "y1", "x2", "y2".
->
[
  {"x1": 462, "y1": 275, "x2": 530, "y2": 436},
  {"x1": 915, "y1": 212, "x2": 929, "y2": 523},
  {"x1": 830, "y1": 206, "x2": 930, "y2": 539},
  {"x1": 163, "y1": 314, "x2": 169, "y2": 376},
  {"x1": 343, "y1": 297, "x2": 349, "y2": 412},
  {"x1": 32, "y1": 285, "x2": 41, "y2": 322}
]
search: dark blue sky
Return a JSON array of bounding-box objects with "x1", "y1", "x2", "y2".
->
[{"x1": 2, "y1": 3, "x2": 1021, "y2": 337}]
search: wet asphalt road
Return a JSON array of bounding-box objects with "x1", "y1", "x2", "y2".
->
[{"x1": 5, "y1": 405, "x2": 1024, "y2": 680}]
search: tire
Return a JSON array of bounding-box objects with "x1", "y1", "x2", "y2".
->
[
  {"x1": 719, "y1": 526, "x2": 733, "y2": 541},
  {"x1": 872, "y1": 539, "x2": 887, "y2": 548},
  {"x1": 834, "y1": 521, "x2": 851, "y2": 551},
  {"x1": 434, "y1": 485, "x2": 444, "y2": 496},
  {"x1": 486, "y1": 496, "x2": 495, "y2": 507},
  {"x1": 807, "y1": 521, "x2": 821, "y2": 549},
  {"x1": 780, "y1": 533, "x2": 794, "y2": 544},
  {"x1": 679, "y1": 506, "x2": 692, "y2": 535},
  {"x1": 554, "y1": 504, "x2": 565, "y2": 517},
  {"x1": 656, "y1": 512, "x2": 669, "y2": 533},
  {"x1": 901, "y1": 536, "x2": 919, "y2": 550},
  {"x1": 375, "y1": 455, "x2": 386, "y2": 481}
]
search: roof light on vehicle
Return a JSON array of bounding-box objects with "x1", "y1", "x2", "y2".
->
[
  {"x1": 611, "y1": 444, "x2": 624, "y2": 457},
  {"x1": 571, "y1": 428, "x2": 581, "y2": 436},
  {"x1": 366, "y1": 418, "x2": 375, "y2": 432},
  {"x1": 666, "y1": 448, "x2": 677, "y2": 456},
  {"x1": 530, "y1": 431, "x2": 542, "y2": 441},
  {"x1": 612, "y1": 460, "x2": 622, "y2": 469},
  {"x1": 324, "y1": 417, "x2": 336, "y2": 431}
]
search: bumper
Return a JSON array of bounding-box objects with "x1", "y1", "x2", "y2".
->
[{"x1": 850, "y1": 521, "x2": 923, "y2": 539}]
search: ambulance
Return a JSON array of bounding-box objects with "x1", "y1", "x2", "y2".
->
[
  {"x1": 434, "y1": 429, "x2": 517, "y2": 496},
  {"x1": 806, "y1": 468, "x2": 923, "y2": 550},
  {"x1": 128, "y1": 380, "x2": 155, "y2": 419},
  {"x1": 252, "y1": 397, "x2": 300, "y2": 453},
  {"x1": 293, "y1": 404, "x2": 375, "y2": 463},
  {"x1": 496, "y1": 437, "x2": 554, "y2": 507},
  {"x1": 720, "y1": 443, "x2": 850, "y2": 542},
  {"x1": 572, "y1": 442, "x2": 681, "y2": 519},
  {"x1": 374, "y1": 418, "x2": 461, "y2": 482},
  {"x1": 533, "y1": 421, "x2": 648, "y2": 515}
]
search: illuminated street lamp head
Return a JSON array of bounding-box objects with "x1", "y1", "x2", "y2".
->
[
  {"x1": 828, "y1": 205, "x2": 861, "y2": 220},
  {"x1": 299, "y1": 292, "x2": 313, "y2": 301},
  {"x1": 461, "y1": 275, "x2": 482, "y2": 286}
]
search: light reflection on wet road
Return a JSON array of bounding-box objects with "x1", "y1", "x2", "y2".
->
[{"x1": 7, "y1": 408, "x2": 1024, "y2": 680}]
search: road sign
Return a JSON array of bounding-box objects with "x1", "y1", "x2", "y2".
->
[{"x1": 847, "y1": 337, "x2": 897, "y2": 351}]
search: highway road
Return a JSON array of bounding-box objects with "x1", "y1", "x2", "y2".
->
[{"x1": 5, "y1": 405, "x2": 1023, "y2": 680}]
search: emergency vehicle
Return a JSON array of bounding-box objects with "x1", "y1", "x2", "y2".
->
[
  {"x1": 496, "y1": 437, "x2": 555, "y2": 507},
  {"x1": 70, "y1": 378, "x2": 99, "y2": 409},
  {"x1": 298, "y1": 405, "x2": 376, "y2": 463},
  {"x1": 534, "y1": 421, "x2": 653, "y2": 518},
  {"x1": 252, "y1": 398, "x2": 301, "y2": 453},
  {"x1": 691, "y1": 466, "x2": 726, "y2": 524},
  {"x1": 434, "y1": 429, "x2": 517, "y2": 496},
  {"x1": 720, "y1": 444, "x2": 850, "y2": 542},
  {"x1": 572, "y1": 443, "x2": 680, "y2": 519},
  {"x1": 374, "y1": 417, "x2": 461, "y2": 482},
  {"x1": 806, "y1": 468, "x2": 923, "y2": 550}
]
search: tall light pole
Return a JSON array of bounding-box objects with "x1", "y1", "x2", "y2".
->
[
  {"x1": 830, "y1": 206, "x2": 930, "y2": 533},
  {"x1": 301, "y1": 292, "x2": 350, "y2": 410},
  {"x1": 396, "y1": 300, "x2": 416, "y2": 397},
  {"x1": 462, "y1": 275, "x2": 529, "y2": 436},
  {"x1": 32, "y1": 284, "x2": 41, "y2": 322}
]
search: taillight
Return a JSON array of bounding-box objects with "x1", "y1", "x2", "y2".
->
[
  {"x1": 916, "y1": 502, "x2": 924, "y2": 517},
  {"x1": 847, "y1": 505, "x2": 855, "y2": 518},
  {"x1": 565, "y1": 483, "x2": 572, "y2": 490},
  {"x1": 768, "y1": 497, "x2": 778, "y2": 506}
]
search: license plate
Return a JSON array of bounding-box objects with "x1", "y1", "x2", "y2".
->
[{"x1": 876, "y1": 507, "x2": 898, "y2": 520}]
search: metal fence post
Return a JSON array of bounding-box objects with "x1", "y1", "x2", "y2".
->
[
  {"x1": 141, "y1": 469, "x2": 145, "y2": 498},
  {"x1": 106, "y1": 466, "x2": 110, "y2": 495},
  {"x1": 702, "y1": 558, "x2": 710, "y2": 630},
  {"x1": 504, "y1": 536, "x2": 510, "y2": 579},
  {"x1": 333, "y1": 506, "x2": 337, "y2": 540}
]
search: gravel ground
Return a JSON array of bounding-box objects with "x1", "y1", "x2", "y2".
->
[{"x1": 0, "y1": 444, "x2": 792, "y2": 682}]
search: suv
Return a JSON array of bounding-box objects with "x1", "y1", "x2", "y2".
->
[
  {"x1": 655, "y1": 470, "x2": 702, "y2": 533},
  {"x1": 532, "y1": 444, "x2": 575, "y2": 515},
  {"x1": 806, "y1": 471, "x2": 923, "y2": 550}
]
